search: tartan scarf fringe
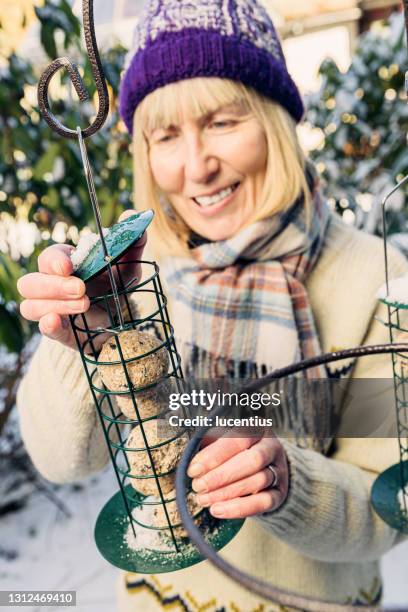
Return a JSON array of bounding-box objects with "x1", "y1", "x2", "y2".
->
[{"x1": 178, "y1": 340, "x2": 334, "y2": 453}]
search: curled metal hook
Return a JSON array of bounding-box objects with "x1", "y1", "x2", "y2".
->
[{"x1": 37, "y1": 0, "x2": 109, "y2": 140}]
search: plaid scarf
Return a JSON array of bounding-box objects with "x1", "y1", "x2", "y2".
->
[
  {"x1": 162, "y1": 186, "x2": 331, "y2": 380},
  {"x1": 161, "y1": 182, "x2": 333, "y2": 453}
]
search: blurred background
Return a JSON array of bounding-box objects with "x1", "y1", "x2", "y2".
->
[{"x1": 0, "y1": 1, "x2": 408, "y2": 610}]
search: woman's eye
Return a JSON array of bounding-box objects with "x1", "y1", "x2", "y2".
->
[
  {"x1": 210, "y1": 120, "x2": 236, "y2": 129},
  {"x1": 155, "y1": 133, "x2": 175, "y2": 144}
]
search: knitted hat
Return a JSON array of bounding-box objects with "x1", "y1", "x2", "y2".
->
[{"x1": 119, "y1": 0, "x2": 304, "y2": 134}]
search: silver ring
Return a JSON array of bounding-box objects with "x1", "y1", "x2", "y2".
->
[{"x1": 267, "y1": 464, "x2": 279, "y2": 488}]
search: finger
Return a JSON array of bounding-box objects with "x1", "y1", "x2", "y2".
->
[
  {"x1": 191, "y1": 437, "x2": 278, "y2": 493},
  {"x1": 38, "y1": 313, "x2": 74, "y2": 346},
  {"x1": 199, "y1": 429, "x2": 225, "y2": 448},
  {"x1": 187, "y1": 436, "x2": 259, "y2": 478},
  {"x1": 209, "y1": 489, "x2": 278, "y2": 519},
  {"x1": 20, "y1": 296, "x2": 90, "y2": 322},
  {"x1": 38, "y1": 244, "x2": 75, "y2": 276},
  {"x1": 196, "y1": 467, "x2": 276, "y2": 507},
  {"x1": 17, "y1": 273, "x2": 85, "y2": 300}
]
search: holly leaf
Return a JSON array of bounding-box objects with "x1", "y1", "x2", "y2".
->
[
  {"x1": 39, "y1": 21, "x2": 58, "y2": 60},
  {"x1": 33, "y1": 143, "x2": 60, "y2": 181}
]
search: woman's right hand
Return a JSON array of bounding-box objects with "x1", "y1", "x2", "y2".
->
[{"x1": 17, "y1": 211, "x2": 147, "y2": 351}]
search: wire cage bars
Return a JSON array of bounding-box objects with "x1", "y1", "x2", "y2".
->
[
  {"x1": 68, "y1": 245, "x2": 244, "y2": 573},
  {"x1": 383, "y1": 298, "x2": 408, "y2": 519},
  {"x1": 69, "y1": 255, "x2": 191, "y2": 548},
  {"x1": 371, "y1": 175, "x2": 408, "y2": 534}
]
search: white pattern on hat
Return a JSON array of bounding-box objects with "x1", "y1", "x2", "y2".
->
[
  {"x1": 236, "y1": 0, "x2": 283, "y2": 59},
  {"x1": 128, "y1": 0, "x2": 283, "y2": 59}
]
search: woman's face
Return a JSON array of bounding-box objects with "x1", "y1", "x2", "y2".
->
[{"x1": 146, "y1": 101, "x2": 268, "y2": 241}]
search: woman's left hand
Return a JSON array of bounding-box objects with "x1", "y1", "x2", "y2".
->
[{"x1": 187, "y1": 433, "x2": 290, "y2": 519}]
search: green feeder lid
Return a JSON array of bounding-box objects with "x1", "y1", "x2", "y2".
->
[
  {"x1": 378, "y1": 278, "x2": 408, "y2": 310},
  {"x1": 371, "y1": 461, "x2": 408, "y2": 534},
  {"x1": 94, "y1": 486, "x2": 245, "y2": 573},
  {"x1": 73, "y1": 210, "x2": 154, "y2": 283},
  {"x1": 379, "y1": 296, "x2": 408, "y2": 310}
]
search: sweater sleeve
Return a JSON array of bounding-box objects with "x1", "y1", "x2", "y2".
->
[
  {"x1": 254, "y1": 256, "x2": 408, "y2": 563},
  {"x1": 255, "y1": 436, "x2": 402, "y2": 563},
  {"x1": 16, "y1": 336, "x2": 112, "y2": 483}
]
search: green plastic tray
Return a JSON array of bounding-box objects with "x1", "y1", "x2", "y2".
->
[
  {"x1": 371, "y1": 461, "x2": 408, "y2": 534},
  {"x1": 94, "y1": 485, "x2": 245, "y2": 573}
]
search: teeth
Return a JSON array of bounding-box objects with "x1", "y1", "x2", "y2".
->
[{"x1": 194, "y1": 184, "x2": 237, "y2": 207}]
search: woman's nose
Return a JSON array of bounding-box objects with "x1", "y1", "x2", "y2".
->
[{"x1": 183, "y1": 134, "x2": 219, "y2": 184}]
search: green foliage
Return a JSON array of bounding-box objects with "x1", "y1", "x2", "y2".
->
[
  {"x1": 305, "y1": 13, "x2": 408, "y2": 234},
  {"x1": 35, "y1": 0, "x2": 81, "y2": 59},
  {"x1": 0, "y1": 0, "x2": 133, "y2": 353},
  {"x1": 0, "y1": 254, "x2": 27, "y2": 352}
]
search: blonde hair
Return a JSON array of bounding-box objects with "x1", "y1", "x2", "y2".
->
[{"x1": 132, "y1": 77, "x2": 310, "y2": 257}]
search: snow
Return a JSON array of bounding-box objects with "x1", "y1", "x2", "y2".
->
[
  {"x1": 70, "y1": 228, "x2": 109, "y2": 271},
  {"x1": 0, "y1": 214, "x2": 41, "y2": 260},
  {"x1": 125, "y1": 496, "x2": 174, "y2": 552},
  {"x1": 377, "y1": 276, "x2": 408, "y2": 306},
  {"x1": 0, "y1": 468, "x2": 118, "y2": 612},
  {"x1": 398, "y1": 487, "x2": 408, "y2": 514}
]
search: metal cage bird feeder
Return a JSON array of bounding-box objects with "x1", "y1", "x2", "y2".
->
[
  {"x1": 36, "y1": 0, "x2": 244, "y2": 574},
  {"x1": 370, "y1": 174, "x2": 408, "y2": 535},
  {"x1": 369, "y1": 0, "x2": 408, "y2": 535}
]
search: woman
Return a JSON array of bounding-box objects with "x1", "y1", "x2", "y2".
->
[{"x1": 16, "y1": 0, "x2": 408, "y2": 609}]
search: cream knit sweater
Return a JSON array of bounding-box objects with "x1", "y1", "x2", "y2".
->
[{"x1": 16, "y1": 214, "x2": 408, "y2": 611}]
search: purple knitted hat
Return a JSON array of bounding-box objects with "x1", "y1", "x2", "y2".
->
[{"x1": 119, "y1": 0, "x2": 304, "y2": 133}]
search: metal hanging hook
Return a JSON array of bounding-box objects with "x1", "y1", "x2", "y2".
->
[
  {"x1": 37, "y1": 0, "x2": 109, "y2": 140},
  {"x1": 36, "y1": 0, "x2": 124, "y2": 329},
  {"x1": 76, "y1": 126, "x2": 125, "y2": 329}
]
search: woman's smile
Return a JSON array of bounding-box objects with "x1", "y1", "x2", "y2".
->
[{"x1": 190, "y1": 181, "x2": 241, "y2": 216}]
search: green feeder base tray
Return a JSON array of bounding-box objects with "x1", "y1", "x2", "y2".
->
[
  {"x1": 94, "y1": 486, "x2": 245, "y2": 573},
  {"x1": 74, "y1": 210, "x2": 154, "y2": 283},
  {"x1": 371, "y1": 461, "x2": 408, "y2": 534}
]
